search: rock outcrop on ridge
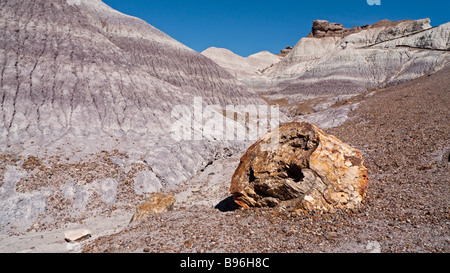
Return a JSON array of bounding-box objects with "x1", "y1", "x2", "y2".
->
[
  {"x1": 308, "y1": 19, "x2": 372, "y2": 38},
  {"x1": 230, "y1": 122, "x2": 369, "y2": 212},
  {"x1": 279, "y1": 46, "x2": 293, "y2": 57}
]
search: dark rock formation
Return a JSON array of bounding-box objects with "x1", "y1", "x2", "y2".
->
[
  {"x1": 279, "y1": 46, "x2": 293, "y2": 57},
  {"x1": 308, "y1": 19, "x2": 370, "y2": 38},
  {"x1": 308, "y1": 19, "x2": 433, "y2": 39}
]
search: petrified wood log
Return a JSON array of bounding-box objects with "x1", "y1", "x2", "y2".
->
[{"x1": 230, "y1": 122, "x2": 369, "y2": 212}]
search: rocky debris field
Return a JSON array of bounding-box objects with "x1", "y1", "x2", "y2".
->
[
  {"x1": 0, "y1": 150, "x2": 151, "y2": 233},
  {"x1": 82, "y1": 67, "x2": 449, "y2": 253}
]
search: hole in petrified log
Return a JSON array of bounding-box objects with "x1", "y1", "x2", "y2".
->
[
  {"x1": 249, "y1": 167, "x2": 256, "y2": 183},
  {"x1": 285, "y1": 164, "x2": 305, "y2": 183}
]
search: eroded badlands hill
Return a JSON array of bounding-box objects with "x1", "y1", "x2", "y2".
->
[
  {"x1": 210, "y1": 19, "x2": 449, "y2": 105},
  {"x1": 0, "y1": 0, "x2": 267, "y2": 229},
  {"x1": 202, "y1": 47, "x2": 281, "y2": 80}
]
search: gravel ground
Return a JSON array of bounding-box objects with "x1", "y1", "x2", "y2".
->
[{"x1": 82, "y1": 66, "x2": 450, "y2": 253}]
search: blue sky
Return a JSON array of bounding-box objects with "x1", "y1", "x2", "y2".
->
[{"x1": 103, "y1": 0, "x2": 449, "y2": 57}]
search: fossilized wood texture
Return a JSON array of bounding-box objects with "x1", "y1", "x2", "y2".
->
[
  {"x1": 230, "y1": 122, "x2": 369, "y2": 212},
  {"x1": 130, "y1": 192, "x2": 176, "y2": 223}
]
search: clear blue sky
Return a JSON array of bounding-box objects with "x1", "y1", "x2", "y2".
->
[{"x1": 103, "y1": 0, "x2": 449, "y2": 57}]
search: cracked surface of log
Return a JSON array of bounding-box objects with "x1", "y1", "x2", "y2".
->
[{"x1": 230, "y1": 122, "x2": 369, "y2": 212}]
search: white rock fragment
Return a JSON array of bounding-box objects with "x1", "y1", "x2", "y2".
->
[
  {"x1": 64, "y1": 229, "x2": 92, "y2": 242},
  {"x1": 366, "y1": 241, "x2": 382, "y2": 253}
]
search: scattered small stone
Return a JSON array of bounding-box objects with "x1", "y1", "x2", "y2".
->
[
  {"x1": 64, "y1": 229, "x2": 92, "y2": 242},
  {"x1": 325, "y1": 232, "x2": 338, "y2": 239},
  {"x1": 417, "y1": 165, "x2": 434, "y2": 171}
]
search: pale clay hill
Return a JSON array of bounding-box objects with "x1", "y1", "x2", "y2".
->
[
  {"x1": 202, "y1": 47, "x2": 282, "y2": 80},
  {"x1": 0, "y1": 0, "x2": 268, "y2": 230},
  {"x1": 0, "y1": 0, "x2": 449, "y2": 253}
]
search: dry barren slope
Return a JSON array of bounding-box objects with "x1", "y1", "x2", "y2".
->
[
  {"x1": 0, "y1": 0, "x2": 264, "y2": 146},
  {"x1": 328, "y1": 65, "x2": 450, "y2": 241},
  {"x1": 0, "y1": 0, "x2": 267, "y2": 230}
]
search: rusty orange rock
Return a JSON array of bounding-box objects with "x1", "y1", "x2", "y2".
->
[
  {"x1": 230, "y1": 122, "x2": 369, "y2": 212},
  {"x1": 130, "y1": 192, "x2": 176, "y2": 223}
]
